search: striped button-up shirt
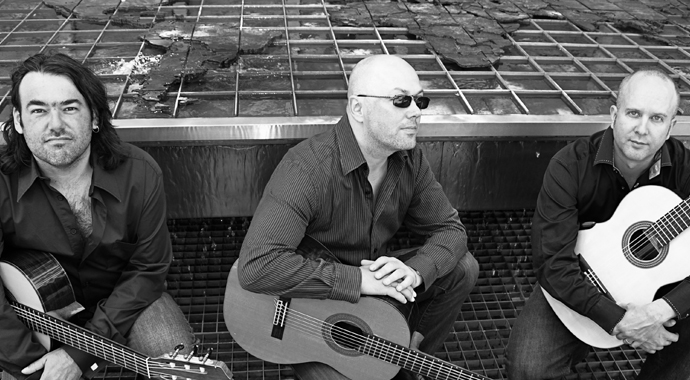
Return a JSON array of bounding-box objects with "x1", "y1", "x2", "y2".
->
[{"x1": 238, "y1": 116, "x2": 468, "y2": 303}]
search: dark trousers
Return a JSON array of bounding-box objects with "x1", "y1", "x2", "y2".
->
[
  {"x1": 292, "y1": 252, "x2": 479, "y2": 380},
  {"x1": 506, "y1": 284, "x2": 690, "y2": 380}
]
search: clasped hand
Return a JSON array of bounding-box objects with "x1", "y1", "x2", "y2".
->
[
  {"x1": 613, "y1": 300, "x2": 679, "y2": 354},
  {"x1": 359, "y1": 256, "x2": 421, "y2": 304},
  {"x1": 21, "y1": 348, "x2": 82, "y2": 380}
]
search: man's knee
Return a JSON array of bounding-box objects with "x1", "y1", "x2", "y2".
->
[
  {"x1": 127, "y1": 292, "x2": 196, "y2": 357},
  {"x1": 440, "y1": 252, "x2": 479, "y2": 293}
]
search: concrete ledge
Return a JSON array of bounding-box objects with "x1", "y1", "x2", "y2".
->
[{"x1": 113, "y1": 115, "x2": 690, "y2": 145}]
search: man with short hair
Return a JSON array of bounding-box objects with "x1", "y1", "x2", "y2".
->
[
  {"x1": 237, "y1": 54, "x2": 479, "y2": 380},
  {"x1": 0, "y1": 53, "x2": 197, "y2": 380},
  {"x1": 507, "y1": 69, "x2": 690, "y2": 379}
]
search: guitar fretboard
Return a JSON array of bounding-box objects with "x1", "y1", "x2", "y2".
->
[
  {"x1": 11, "y1": 301, "x2": 151, "y2": 377},
  {"x1": 651, "y1": 198, "x2": 690, "y2": 246},
  {"x1": 359, "y1": 334, "x2": 491, "y2": 380}
]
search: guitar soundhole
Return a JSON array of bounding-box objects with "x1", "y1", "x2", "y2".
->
[
  {"x1": 623, "y1": 221, "x2": 668, "y2": 268},
  {"x1": 332, "y1": 321, "x2": 364, "y2": 350},
  {"x1": 629, "y1": 229, "x2": 659, "y2": 261},
  {"x1": 323, "y1": 313, "x2": 371, "y2": 357}
]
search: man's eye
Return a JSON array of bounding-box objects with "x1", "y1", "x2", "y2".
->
[
  {"x1": 30, "y1": 109, "x2": 45, "y2": 114},
  {"x1": 627, "y1": 111, "x2": 639, "y2": 117}
]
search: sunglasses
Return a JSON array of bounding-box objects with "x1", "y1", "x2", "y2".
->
[{"x1": 356, "y1": 94, "x2": 430, "y2": 109}]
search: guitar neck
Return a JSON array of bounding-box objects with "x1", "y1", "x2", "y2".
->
[
  {"x1": 360, "y1": 334, "x2": 490, "y2": 380},
  {"x1": 11, "y1": 301, "x2": 150, "y2": 376}
]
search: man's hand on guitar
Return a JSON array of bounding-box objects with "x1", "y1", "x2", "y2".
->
[
  {"x1": 612, "y1": 300, "x2": 679, "y2": 354},
  {"x1": 21, "y1": 348, "x2": 82, "y2": 380},
  {"x1": 360, "y1": 257, "x2": 421, "y2": 304}
]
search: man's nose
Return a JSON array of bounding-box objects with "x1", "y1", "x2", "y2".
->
[
  {"x1": 407, "y1": 99, "x2": 422, "y2": 118},
  {"x1": 47, "y1": 110, "x2": 65, "y2": 131},
  {"x1": 634, "y1": 117, "x2": 649, "y2": 135}
]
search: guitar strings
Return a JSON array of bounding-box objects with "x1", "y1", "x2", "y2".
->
[
  {"x1": 628, "y1": 202, "x2": 690, "y2": 261},
  {"x1": 579, "y1": 202, "x2": 690, "y2": 291},
  {"x1": 613, "y1": 205, "x2": 681, "y2": 262},
  {"x1": 272, "y1": 304, "x2": 487, "y2": 380},
  {"x1": 281, "y1": 315, "x2": 482, "y2": 380},
  {"x1": 12, "y1": 305, "x2": 209, "y2": 379},
  {"x1": 287, "y1": 310, "x2": 485, "y2": 380}
]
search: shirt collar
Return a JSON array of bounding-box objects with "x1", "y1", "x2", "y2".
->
[
  {"x1": 593, "y1": 126, "x2": 671, "y2": 170},
  {"x1": 17, "y1": 158, "x2": 43, "y2": 201},
  {"x1": 16, "y1": 153, "x2": 122, "y2": 202},
  {"x1": 335, "y1": 116, "x2": 410, "y2": 175},
  {"x1": 336, "y1": 116, "x2": 368, "y2": 175}
]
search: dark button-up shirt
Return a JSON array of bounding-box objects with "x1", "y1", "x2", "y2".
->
[
  {"x1": 0, "y1": 143, "x2": 172, "y2": 378},
  {"x1": 533, "y1": 127, "x2": 690, "y2": 333},
  {"x1": 238, "y1": 116, "x2": 468, "y2": 302}
]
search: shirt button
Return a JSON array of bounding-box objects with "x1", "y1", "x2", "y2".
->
[
  {"x1": 57, "y1": 195, "x2": 64, "y2": 201},
  {"x1": 70, "y1": 228, "x2": 78, "y2": 235}
]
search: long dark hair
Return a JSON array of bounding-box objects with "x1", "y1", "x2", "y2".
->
[{"x1": 0, "y1": 53, "x2": 126, "y2": 174}]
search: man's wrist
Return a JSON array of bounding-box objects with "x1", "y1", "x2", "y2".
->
[
  {"x1": 654, "y1": 298, "x2": 677, "y2": 321},
  {"x1": 412, "y1": 269, "x2": 422, "y2": 288}
]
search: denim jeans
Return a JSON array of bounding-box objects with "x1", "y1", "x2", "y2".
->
[
  {"x1": 3, "y1": 292, "x2": 196, "y2": 380},
  {"x1": 506, "y1": 284, "x2": 690, "y2": 380},
  {"x1": 292, "y1": 252, "x2": 479, "y2": 380}
]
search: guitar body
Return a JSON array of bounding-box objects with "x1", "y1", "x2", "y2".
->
[
  {"x1": 544, "y1": 185, "x2": 690, "y2": 348},
  {"x1": 224, "y1": 262, "x2": 409, "y2": 380},
  {"x1": 1, "y1": 250, "x2": 233, "y2": 380},
  {"x1": 0, "y1": 250, "x2": 75, "y2": 350}
]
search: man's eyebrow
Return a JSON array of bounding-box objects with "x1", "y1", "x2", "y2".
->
[
  {"x1": 26, "y1": 99, "x2": 83, "y2": 107},
  {"x1": 392, "y1": 88, "x2": 424, "y2": 96}
]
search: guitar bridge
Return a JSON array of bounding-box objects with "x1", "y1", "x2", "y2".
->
[
  {"x1": 271, "y1": 297, "x2": 291, "y2": 339},
  {"x1": 578, "y1": 256, "x2": 615, "y2": 302}
]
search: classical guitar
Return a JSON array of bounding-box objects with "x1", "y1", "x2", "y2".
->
[
  {"x1": 543, "y1": 185, "x2": 690, "y2": 348},
  {"x1": 0, "y1": 249, "x2": 232, "y2": 380},
  {"x1": 224, "y1": 236, "x2": 492, "y2": 380}
]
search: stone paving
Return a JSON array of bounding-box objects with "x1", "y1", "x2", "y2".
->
[{"x1": 36, "y1": 0, "x2": 690, "y2": 107}]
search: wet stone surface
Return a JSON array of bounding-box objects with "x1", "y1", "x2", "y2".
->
[
  {"x1": 37, "y1": 0, "x2": 690, "y2": 116},
  {"x1": 330, "y1": 0, "x2": 690, "y2": 68}
]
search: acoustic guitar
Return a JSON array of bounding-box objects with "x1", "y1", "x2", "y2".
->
[
  {"x1": 0, "y1": 249, "x2": 232, "y2": 380},
  {"x1": 543, "y1": 185, "x2": 690, "y2": 348},
  {"x1": 224, "y1": 236, "x2": 492, "y2": 380}
]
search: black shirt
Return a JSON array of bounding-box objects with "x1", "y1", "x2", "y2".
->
[{"x1": 533, "y1": 127, "x2": 690, "y2": 333}]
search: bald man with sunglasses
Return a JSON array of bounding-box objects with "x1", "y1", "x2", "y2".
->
[{"x1": 237, "y1": 55, "x2": 479, "y2": 380}]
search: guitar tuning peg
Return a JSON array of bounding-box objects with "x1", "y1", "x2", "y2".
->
[
  {"x1": 184, "y1": 344, "x2": 199, "y2": 360},
  {"x1": 170, "y1": 343, "x2": 185, "y2": 358},
  {"x1": 201, "y1": 347, "x2": 213, "y2": 363}
]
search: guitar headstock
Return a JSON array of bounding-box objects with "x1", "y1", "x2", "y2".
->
[{"x1": 149, "y1": 353, "x2": 232, "y2": 380}]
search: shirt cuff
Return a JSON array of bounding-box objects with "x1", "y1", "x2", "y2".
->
[
  {"x1": 662, "y1": 281, "x2": 690, "y2": 319},
  {"x1": 329, "y1": 263, "x2": 361, "y2": 303},
  {"x1": 586, "y1": 296, "x2": 626, "y2": 334},
  {"x1": 61, "y1": 345, "x2": 104, "y2": 378},
  {"x1": 404, "y1": 253, "x2": 438, "y2": 289}
]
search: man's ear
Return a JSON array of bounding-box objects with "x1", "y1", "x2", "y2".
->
[
  {"x1": 348, "y1": 97, "x2": 365, "y2": 123},
  {"x1": 667, "y1": 118, "x2": 677, "y2": 141},
  {"x1": 12, "y1": 108, "x2": 23, "y2": 135},
  {"x1": 609, "y1": 105, "x2": 617, "y2": 127}
]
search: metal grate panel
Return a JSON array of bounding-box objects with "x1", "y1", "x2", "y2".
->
[{"x1": 1, "y1": 0, "x2": 689, "y2": 122}]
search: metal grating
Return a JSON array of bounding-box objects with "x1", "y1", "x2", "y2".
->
[
  {"x1": 83, "y1": 212, "x2": 648, "y2": 380},
  {"x1": 1, "y1": 0, "x2": 690, "y2": 122}
]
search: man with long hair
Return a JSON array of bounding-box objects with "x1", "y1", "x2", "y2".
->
[{"x1": 0, "y1": 53, "x2": 197, "y2": 380}]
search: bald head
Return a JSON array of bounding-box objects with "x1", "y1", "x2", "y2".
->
[
  {"x1": 617, "y1": 69, "x2": 680, "y2": 114},
  {"x1": 348, "y1": 55, "x2": 420, "y2": 98}
]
